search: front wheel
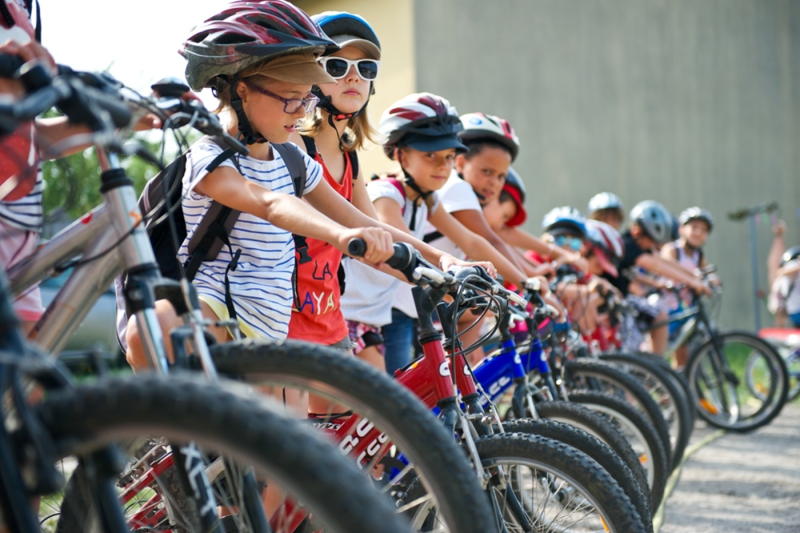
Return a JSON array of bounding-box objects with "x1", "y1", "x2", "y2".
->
[
  {"x1": 688, "y1": 331, "x2": 788, "y2": 431},
  {"x1": 475, "y1": 433, "x2": 648, "y2": 533}
]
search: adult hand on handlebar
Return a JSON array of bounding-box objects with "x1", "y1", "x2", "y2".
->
[
  {"x1": 439, "y1": 254, "x2": 497, "y2": 279},
  {"x1": 340, "y1": 227, "x2": 394, "y2": 268}
]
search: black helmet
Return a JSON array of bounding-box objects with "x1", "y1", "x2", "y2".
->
[
  {"x1": 781, "y1": 246, "x2": 800, "y2": 267},
  {"x1": 679, "y1": 207, "x2": 715, "y2": 232}
]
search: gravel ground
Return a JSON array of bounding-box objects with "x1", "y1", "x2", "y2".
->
[{"x1": 660, "y1": 402, "x2": 800, "y2": 533}]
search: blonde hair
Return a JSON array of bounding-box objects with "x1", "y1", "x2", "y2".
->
[{"x1": 298, "y1": 98, "x2": 378, "y2": 152}]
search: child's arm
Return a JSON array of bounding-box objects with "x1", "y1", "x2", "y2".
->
[
  {"x1": 306, "y1": 181, "x2": 494, "y2": 274},
  {"x1": 635, "y1": 253, "x2": 711, "y2": 294},
  {"x1": 194, "y1": 166, "x2": 392, "y2": 265},
  {"x1": 450, "y1": 209, "x2": 536, "y2": 276},
  {"x1": 497, "y1": 225, "x2": 589, "y2": 273},
  {"x1": 429, "y1": 206, "x2": 527, "y2": 286},
  {"x1": 768, "y1": 221, "x2": 787, "y2": 286}
]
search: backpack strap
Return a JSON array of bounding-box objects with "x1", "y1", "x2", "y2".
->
[
  {"x1": 348, "y1": 150, "x2": 359, "y2": 180},
  {"x1": 271, "y1": 142, "x2": 311, "y2": 310},
  {"x1": 184, "y1": 137, "x2": 243, "y2": 322},
  {"x1": 300, "y1": 134, "x2": 318, "y2": 160}
]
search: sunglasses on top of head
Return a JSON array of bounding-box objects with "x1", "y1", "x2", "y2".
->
[{"x1": 318, "y1": 57, "x2": 381, "y2": 81}]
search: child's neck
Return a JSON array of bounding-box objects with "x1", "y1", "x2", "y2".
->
[
  {"x1": 226, "y1": 123, "x2": 271, "y2": 160},
  {"x1": 315, "y1": 113, "x2": 348, "y2": 155},
  {"x1": 680, "y1": 238, "x2": 699, "y2": 254}
]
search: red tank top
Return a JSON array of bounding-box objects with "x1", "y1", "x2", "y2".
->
[{"x1": 287, "y1": 150, "x2": 353, "y2": 345}]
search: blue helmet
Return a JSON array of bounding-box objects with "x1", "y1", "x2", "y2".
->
[
  {"x1": 311, "y1": 11, "x2": 381, "y2": 60},
  {"x1": 542, "y1": 206, "x2": 587, "y2": 237},
  {"x1": 630, "y1": 200, "x2": 673, "y2": 244}
]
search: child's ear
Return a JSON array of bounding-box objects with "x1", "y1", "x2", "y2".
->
[{"x1": 455, "y1": 153, "x2": 467, "y2": 173}]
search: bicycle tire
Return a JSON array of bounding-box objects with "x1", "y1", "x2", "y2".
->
[
  {"x1": 40, "y1": 374, "x2": 408, "y2": 533},
  {"x1": 208, "y1": 339, "x2": 496, "y2": 533},
  {"x1": 599, "y1": 353, "x2": 694, "y2": 466},
  {"x1": 522, "y1": 398, "x2": 650, "y2": 501},
  {"x1": 564, "y1": 359, "x2": 673, "y2": 469},
  {"x1": 567, "y1": 390, "x2": 670, "y2": 508},
  {"x1": 475, "y1": 433, "x2": 648, "y2": 533},
  {"x1": 688, "y1": 330, "x2": 789, "y2": 432},
  {"x1": 627, "y1": 351, "x2": 697, "y2": 427},
  {"x1": 502, "y1": 418, "x2": 653, "y2": 533}
]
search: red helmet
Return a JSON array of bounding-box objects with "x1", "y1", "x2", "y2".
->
[
  {"x1": 379, "y1": 92, "x2": 467, "y2": 158},
  {"x1": 585, "y1": 219, "x2": 624, "y2": 277},
  {"x1": 180, "y1": 0, "x2": 337, "y2": 91}
]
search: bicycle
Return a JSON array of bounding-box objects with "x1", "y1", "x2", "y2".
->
[
  {"x1": 659, "y1": 271, "x2": 789, "y2": 431},
  {"x1": 757, "y1": 327, "x2": 800, "y2": 402},
  {"x1": 0, "y1": 56, "x2": 409, "y2": 533}
]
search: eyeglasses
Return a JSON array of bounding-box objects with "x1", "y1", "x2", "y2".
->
[
  {"x1": 318, "y1": 57, "x2": 380, "y2": 81},
  {"x1": 552, "y1": 234, "x2": 584, "y2": 251},
  {"x1": 244, "y1": 82, "x2": 319, "y2": 114}
]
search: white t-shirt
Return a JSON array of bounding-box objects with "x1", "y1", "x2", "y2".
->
[
  {"x1": 421, "y1": 171, "x2": 481, "y2": 261},
  {"x1": 340, "y1": 179, "x2": 439, "y2": 326},
  {"x1": 179, "y1": 141, "x2": 321, "y2": 340}
]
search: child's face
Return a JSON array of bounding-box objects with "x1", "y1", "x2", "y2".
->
[
  {"x1": 399, "y1": 147, "x2": 457, "y2": 191},
  {"x1": 455, "y1": 146, "x2": 511, "y2": 205},
  {"x1": 680, "y1": 220, "x2": 709, "y2": 248},
  {"x1": 316, "y1": 46, "x2": 371, "y2": 116},
  {"x1": 483, "y1": 198, "x2": 518, "y2": 229},
  {"x1": 239, "y1": 77, "x2": 313, "y2": 144},
  {"x1": 586, "y1": 253, "x2": 605, "y2": 276},
  {"x1": 631, "y1": 225, "x2": 657, "y2": 250}
]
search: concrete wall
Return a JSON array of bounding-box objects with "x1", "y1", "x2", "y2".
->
[{"x1": 414, "y1": 0, "x2": 800, "y2": 329}]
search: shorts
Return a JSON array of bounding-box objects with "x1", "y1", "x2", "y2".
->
[
  {"x1": 346, "y1": 320, "x2": 384, "y2": 356},
  {"x1": 619, "y1": 294, "x2": 665, "y2": 352},
  {"x1": 328, "y1": 335, "x2": 355, "y2": 354},
  {"x1": 0, "y1": 220, "x2": 42, "y2": 321}
]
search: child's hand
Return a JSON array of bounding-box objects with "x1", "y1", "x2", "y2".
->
[
  {"x1": 531, "y1": 262, "x2": 556, "y2": 279},
  {"x1": 691, "y1": 280, "x2": 713, "y2": 297},
  {"x1": 773, "y1": 219, "x2": 786, "y2": 238},
  {"x1": 440, "y1": 255, "x2": 497, "y2": 278},
  {"x1": 563, "y1": 254, "x2": 589, "y2": 275},
  {"x1": 340, "y1": 227, "x2": 394, "y2": 267}
]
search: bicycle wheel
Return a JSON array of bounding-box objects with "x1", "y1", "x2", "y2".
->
[
  {"x1": 747, "y1": 344, "x2": 800, "y2": 403},
  {"x1": 39, "y1": 374, "x2": 408, "y2": 533},
  {"x1": 208, "y1": 339, "x2": 496, "y2": 533},
  {"x1": 567, "y1": 391, "x2": 669, "y2": 508},
  {"x1": 511, "y1": 388, "x2": 650, "y2": 501},
  {"x1": 475, "y1": 433, "x2": 648, "y2": 533},
  {"x1": 688, "y1": 330, "x2": 789, "y2": 431},
  {"x1": 502, "y1": 418, "x2": 653, "y2": 533},
  {"x1": 564, "y1": 359, "x2": 673, "y2": 470},
  {"x1": 599, "y1": 353, "x2": 694, "y2": 466}
]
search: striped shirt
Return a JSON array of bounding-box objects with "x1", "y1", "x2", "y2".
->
[
  {"x1": 0, "y1": 169, "x2": 43, "y2": 232},
  {"x1": 179, "y1": 142, "x2": 321, "y2": 340}
]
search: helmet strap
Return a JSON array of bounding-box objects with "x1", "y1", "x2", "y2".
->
[
  {"x1": 396, "y1": 147, "x2": 433, "y2": 231},
  {"x1": 313, "y1": 85, "x2": 372, "y2": 152},
  {"x1": 229, "y1": 76, "x2": 265, "y2": 146}
]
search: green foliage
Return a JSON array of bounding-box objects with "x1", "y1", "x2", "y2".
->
[{"x1": 40, "y1": 110, "x2": 198, "y2": 220}]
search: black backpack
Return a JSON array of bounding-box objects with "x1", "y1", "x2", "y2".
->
[{"x1": 115, "y1": 137, "x2": 308, "y2": 346}]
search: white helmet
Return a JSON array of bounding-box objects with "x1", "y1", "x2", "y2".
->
[
  {"x1": 585, "y1": 220, "x2": 624, "y2": 261},
  {"x1": 379, "y1": 92, "x2": 467, "y2": 158},
  {"x1": 587, "y1": 192, "x2": 624, "y2": 215},
  {"x1": 458, "y1": 112, "x2": 520, "y2": 161}
]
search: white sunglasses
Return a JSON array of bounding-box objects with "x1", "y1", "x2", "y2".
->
[{"x1": 318, "y1": 57, "x2": 381, "y2": 81}]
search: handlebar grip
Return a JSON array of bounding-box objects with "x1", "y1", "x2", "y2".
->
[
  {"x1": 347, "y1": 238, "x2": 367, "y2": 257},
  {"x1": 83, "y1": 85, "x2": 132, "y2": 129},
  {"x1": 0, "y1": 54, "x2": 24, "y2": 78}
]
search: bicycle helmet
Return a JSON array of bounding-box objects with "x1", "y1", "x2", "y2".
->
[
  {"x1": 679, "y1": 206, "x2": 715, "y2": 232},
  {"x1": 670, "y1": 213, "x2": 679, "y2": 241},
  {"x1": 311, "y1": 12, "x2": 380, "y2": 125},
  {"x1": 629, "y1": 200, "x2": 672, "y2": 244},
  {"x1": 0, "y1": 0, "x2": 39, "y2": 201},
  {"x1": 585, "y1": 219, "x2": 624, "y2": 277},
  {"x1": 180, "y1": 1, "x2": 337, "y2": 145},
  {"x1": 501, "y1": 167, "x2": 527, "y2": 227},
  {"x1": 781, "y1": 246, "x2": 800, "y2": 267},
  {"x1": 542, "y1": 206, "x2": 587, "y2": 237},
  {"x1": 458, "y1": 112, "x2": 520, "y2": 162},
  {"x1": 587, "y1": 192, "x2": 623, "y2": 215}
]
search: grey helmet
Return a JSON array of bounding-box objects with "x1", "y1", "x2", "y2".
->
[
  {"x1": 587, "y1": 192, "x2": 623, "y2": 215},
  {"x1": 679, "y1": 207, "x2": 715, "y2": 232},
  {"x1": 781, "y1": 246, "x2": 800, "y2": 267},
  {"x1": 630, "y1": 200, "x2": 673, "y2": 244}
]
